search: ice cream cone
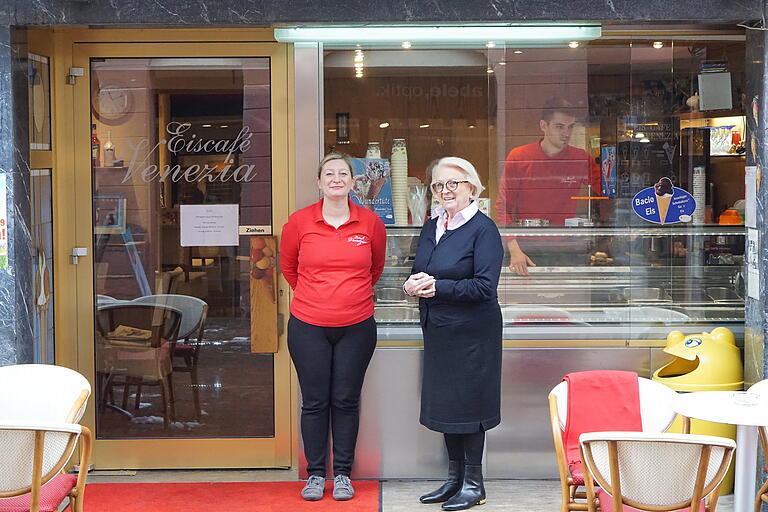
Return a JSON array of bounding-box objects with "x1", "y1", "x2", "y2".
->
[
  {"x1": 368, "y1": 177, "x2": 387, "y2": 200},
  {"x1": 656, "y1": 194, "x2": 672, "y2": 224}
]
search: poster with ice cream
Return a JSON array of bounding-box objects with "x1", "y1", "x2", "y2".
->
[
  {"x1": 349, "y1": 158, "x2": 395, "y2": 224},
  {"x1": 631, "y1": 177, "x2": 697, "y2": 224}
]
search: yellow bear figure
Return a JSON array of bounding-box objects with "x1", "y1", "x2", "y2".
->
[{"x1": 653, "y1": 327, "x2": 743, "y2": 392}]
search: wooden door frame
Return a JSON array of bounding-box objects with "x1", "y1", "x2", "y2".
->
[{"x1": 49, "y1": 28, "x2": 297, "y2": 469}]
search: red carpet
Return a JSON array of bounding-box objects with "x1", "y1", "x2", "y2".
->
[{"x1": 76, "y1": 481, "x2": 380, "y2": 512}]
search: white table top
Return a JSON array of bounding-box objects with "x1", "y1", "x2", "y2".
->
[{"x1": 674, "y1": 391, "x2": 768, "y2": 427}]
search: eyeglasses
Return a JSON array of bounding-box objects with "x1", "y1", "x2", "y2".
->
[{"x1": 430, "y1": 180, "x2": 470, "y2": 194}]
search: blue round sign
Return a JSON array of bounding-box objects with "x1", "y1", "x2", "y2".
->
[{"x1": 632, "y1": 185, "x2": 697, "y2": 224}]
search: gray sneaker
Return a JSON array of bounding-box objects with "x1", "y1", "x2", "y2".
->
[
  {"x1": 333, "y1": 474, "x2": 355, "y2": 501},
  {"x1": 301, "y1": 475, "x2": 325, "y2": 501}
]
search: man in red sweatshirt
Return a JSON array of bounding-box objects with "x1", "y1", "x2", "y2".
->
[{"x1": 496, "y1": 98, "x2": 601, "y2": 275}]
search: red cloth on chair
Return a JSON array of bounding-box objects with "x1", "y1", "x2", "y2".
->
[
  {"x1": 597, "y1": 487, "x2": 705, "y2": 511},
  {"x1": 568, "y1": 460, "x2": 585, "y2": 485},
  {"x1": 562, "y1": 371, "x2": 643, "y2": 465},
  {"x1": 0, "y1": 473, "x2": 77, "y2": 512}
]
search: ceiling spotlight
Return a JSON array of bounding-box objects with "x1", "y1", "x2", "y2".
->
[
  {"x1": 568, "y1": 41, "x2": 580, "y2": 49},
  {"x1": 652, "y1": 41, "x2": 664, "y2": 49},
  {"x1": 401, "y1": 41, "x2": 412, "y2": 49},
  {"x1": 513, "y1": 49, "x2": 523, "y2": 54},
  {"x1": 635, "y1": 132, "x2": 645, "y2": 139},
  {"x1": 486, "y1": 41, "x2": 496, "y2": 48},
  {"x1": 498, "y1": 61, "x2": 507, "y2": 66},
  {"x1": 468, "y1": 124, "x2": 476, "y2": 129},
  {"x1": 354, "y1": 48, "x2": 365, "y2": 77},
  {"x1": 379, "y1": 122, "x2": 390, "y2": 128},
  {"x1": 328, "y1": 128, "x2": 337, "y2": 132},
  {"x1": 219, "y1": 124, "x2": 229, "y2": 128},
  {"x1": 486, "y1": 67, "x2": 494, "y2": 74},
  {"x1": 202, "y1": 124, "x2": 212, "y2": 128},
  {"x1": 419, "y1": 124, "x2": 430, "y2": 129},
  {"x1": 639, "y1": 138, "x2": 651, "y2": 143}
]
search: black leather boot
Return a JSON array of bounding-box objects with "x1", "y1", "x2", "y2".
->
[
  {"x1": 419, "y1": 459, "x2": 465, "y2": 503},
  {"x1": 441, "y1": 464, "x2": 485, "y2": 511}
]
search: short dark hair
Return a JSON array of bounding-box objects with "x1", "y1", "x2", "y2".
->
[{"x1": 541, "y1": 97, "x2": 576, "y2": 122}]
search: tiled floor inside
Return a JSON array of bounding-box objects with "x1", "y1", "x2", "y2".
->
[{"x1": 87, "y1": 469, "x2": 735, "y2": 511}]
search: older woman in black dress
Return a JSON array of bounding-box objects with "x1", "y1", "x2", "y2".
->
[{"x1": 404, "y1": 157, "x2": 503, "y2": 511}]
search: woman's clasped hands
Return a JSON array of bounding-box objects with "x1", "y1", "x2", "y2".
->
[{"x1": 404, "y1": 272, "x2": 436, "y2": 298}]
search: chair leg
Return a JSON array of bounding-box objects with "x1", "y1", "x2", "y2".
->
[
  {"x1": 167, "y1": 372, "x2": 176, "y2": 423},
  {"x1": 190, "y1": 366, "x2": 201, "y2": 420},
  {"x1": 160, "y1": 383, "x2": 168, "y2": 428},
  {"x1": 134, "y1": 381, "x2": 143, "y2": 411},
  {"x1": 121, "y1": 379, "x2": 130, "y2": 410}
]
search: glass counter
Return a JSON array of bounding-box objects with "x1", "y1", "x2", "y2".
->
[{"x1": 375, "y1": 225, "x2": 745, "y2": 343}]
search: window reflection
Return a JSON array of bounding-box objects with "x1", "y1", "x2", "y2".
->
[{"x1": 91, "y1": 58, "x2": 275, "y2": 439}]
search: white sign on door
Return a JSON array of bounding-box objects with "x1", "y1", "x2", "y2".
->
[{"x1": 180, "y1": 204, "x2": 239, "y2": 247}]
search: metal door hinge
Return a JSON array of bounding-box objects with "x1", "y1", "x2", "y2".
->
[
  {"x1": 71, "y1": 247, "x2": 87, "y2": 264},
  {"x1": 67, "y1": 67, "x2": 84, "y2": 85}
]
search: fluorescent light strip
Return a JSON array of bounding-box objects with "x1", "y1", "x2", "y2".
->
[{"x1": 274, "y1": 25, "x2": 601, "y2": 44}]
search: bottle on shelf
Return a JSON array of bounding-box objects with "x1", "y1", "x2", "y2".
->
[
  {"x1": 91, "y1": 124, "x2": 101, "y2": 168},
  {"x1": 103, "y1": 130, "x2": 115, "y2": 166}
]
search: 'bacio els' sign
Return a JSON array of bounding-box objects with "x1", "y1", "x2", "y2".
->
[{"x1": 122, "y1": 122, "x2": 259, "y2": 184}]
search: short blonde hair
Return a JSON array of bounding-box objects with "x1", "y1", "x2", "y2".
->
[
  {"x1": 317, "y1": 153, "x2": 353, "y2": 178},
  {"x1": 434, "y1": 157, "x2": 485, "y2": 200}
]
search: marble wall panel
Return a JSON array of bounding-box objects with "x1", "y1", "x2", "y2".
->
[
  {"x1": 9, "y1": 0, "x2": 762, "y2": 25},
  {"x1": 0, "y1": 26, "x2": 34, "y2": 366}
]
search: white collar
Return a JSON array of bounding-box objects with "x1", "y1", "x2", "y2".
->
[{"x1": 432, "y1": 200, "x2": 479, "y2": 222}]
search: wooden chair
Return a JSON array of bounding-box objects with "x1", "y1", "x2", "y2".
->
[
  {"x1": 747, "y1": 379, "x2": 768, "y2": 512},
  {"x1": 0, "y1": 364, "x2": 92, "y2": 512},
  {"x1": 96, "y1": 303, "x2": 182, "y2": 427},
  {"x1": 579, "y1": 431, "x2": 734, "y2": 512},
  {"x1": 549, "y1": 375, "x2": 679, "y2": 512},
  {"x1": 131, "y1": 294, "x2": 208, "y2": 419}
]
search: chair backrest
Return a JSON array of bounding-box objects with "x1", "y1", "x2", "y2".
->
[
  {"x1": 130, "y1": 294, "x2": 207, "y2": 340},
  {"x1": 0, "y1": 364, "x2": 91, "y2": 424},
  {"x1": 580, "y1": 431, "x2": 735, "y2": 511},
  {"x1": 549, "y1": 376, "x2": 678, "y2": 433},
  {"x1": 0, "y1": 425, "x2": 82, "y2": 495},
  {"x1": 96, "y1": 303, "x2": 182, "y2": 348},
  {"x1": 0, "y1": 364, "x2": 91, "y2": 496}
]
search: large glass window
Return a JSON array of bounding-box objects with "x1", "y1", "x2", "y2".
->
[{"x1": 324, "y1": 36, "x2": 746, "y2": 342}]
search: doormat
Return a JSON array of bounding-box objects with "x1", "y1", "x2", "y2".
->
[{"x1": 73, "y1": 480, "x2": 380, "y2": 512}]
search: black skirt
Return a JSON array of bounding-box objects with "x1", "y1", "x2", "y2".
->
[{"x1": 419, "y1": 303, "x2": 502, "y2": 434}]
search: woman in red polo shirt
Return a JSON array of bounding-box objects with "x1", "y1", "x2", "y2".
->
[{"x1": 280, "y1": 153, "x2": 386, "y2": 502}]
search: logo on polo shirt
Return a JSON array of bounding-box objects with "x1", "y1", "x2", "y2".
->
[{"x1": 347, "y1": 234, "x2": 370, "y2": 246}]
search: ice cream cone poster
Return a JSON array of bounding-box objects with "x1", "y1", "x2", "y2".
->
[
  {"x1": 600, "y1": 146, "x2": 617, "y2": 197},
  {"x1": 631, "y1": 177, "x2": 697, "y2": 224},
  {"x1": 349, "y1": 158, "x2": 395, "y2": 224}
]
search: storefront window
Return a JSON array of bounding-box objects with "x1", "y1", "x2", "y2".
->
[{"x1": 324, "y1": 37, "x2": 746, "y2": 342}]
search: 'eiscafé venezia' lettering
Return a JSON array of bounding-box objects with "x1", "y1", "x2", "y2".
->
[{"x1": 122, "y1": 122, "x2": 259, "y2": 184}]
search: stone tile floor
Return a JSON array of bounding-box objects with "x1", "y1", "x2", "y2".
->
[{"x1": 86, "y1": 469, "x2": 735, "y2": 511}]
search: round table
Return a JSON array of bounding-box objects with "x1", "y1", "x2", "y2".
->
[{"x1": 674, "y1": 391, "x2": 768, "y2": 512}]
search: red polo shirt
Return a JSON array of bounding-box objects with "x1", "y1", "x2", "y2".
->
[
  {"x1": 495, "y1": 141, "x2": 601, "y2": 226},
  {"x1": 279, "y1": 199, "x2": 386, "y2": 327}
]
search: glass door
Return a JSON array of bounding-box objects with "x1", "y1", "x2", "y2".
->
[{"x1": 68, "y1": 41, "x2": 292, "y2": 468}]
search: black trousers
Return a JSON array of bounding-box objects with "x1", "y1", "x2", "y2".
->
[{"x1": 288, "y1": 314, "x2": 377, "y2": 477}]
